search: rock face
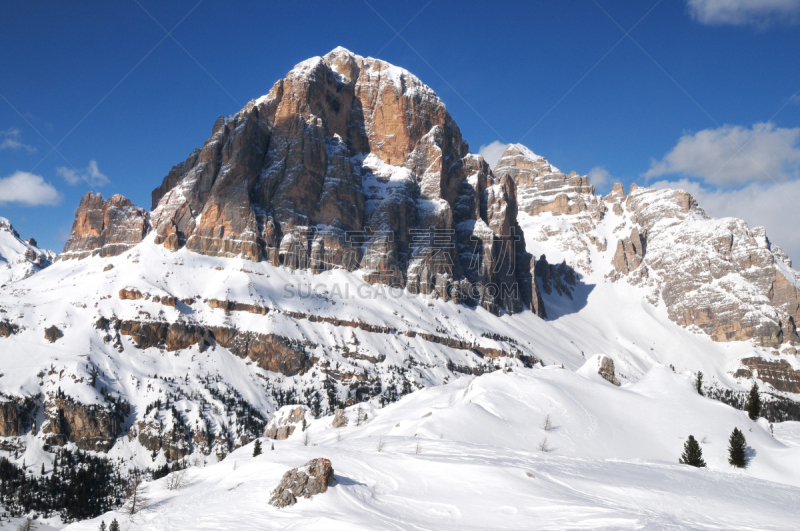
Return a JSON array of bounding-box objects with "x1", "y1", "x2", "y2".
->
[
  {"x1": 740, "y1": 357, "x2": 800, "y2": 393},
  {"x1": 503, "y1": 138, "x2": 800, "y2": 347},
  {"x1": 42, "y1": 397, "x2": 124, "y2": 452},
  {"x1": 264, "y1": 405, "x2": 311, "y2": 440},
  {"x1": 0, "y1": 397, "x2": 34, "y2": 437},
  {"x1": 617, "y1": 188, "x2": 800, "y2": 347},
  {"x1": 269, "y1": 458, "x2": 334, "y2": 508},
  {"x1": 134, "y1": 48, "x2": 537, "y2": 315},
  {"x1": 61, "y1": 193, "x2": 149, "y2": 259},
  {"x1": 115, "y1": 319, "x2": 312, "y2": 376},
  {"x1": 493, "y1": 144, "x2": 595, "y2": 216}
]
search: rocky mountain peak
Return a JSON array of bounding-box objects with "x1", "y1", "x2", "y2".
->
[
  {"x1": 61, "y1": 192, "x2": 149, "y2": 260},
  {"x1": 61, "y1": 48, "x2": 538, "y2": 315},
  {"x1": 493, "y1": 143, "x2": 595, "y2": 216}
]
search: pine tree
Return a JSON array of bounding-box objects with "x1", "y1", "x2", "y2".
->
[
  {"x1": 109, "y1": 519, "x2": 120, "y2": 531},
  {"x1": 695, "y1": 371, "x2": 703, "y2": 395},
  {"x1": 747, "y1": 382, "x2": 761, "y2": 420},
  {"x1": 728, "y1": 427, "x2": 747, "y2": 468},
  {"x1": 252, "y1": 439, "x2": 263, "y2": 457},
  {"x1": 99, "y1": 521, "x2": 107, "y2": 531},
  {"x1": 679, "y1": 435, "x2": 706, "y2": 467}
]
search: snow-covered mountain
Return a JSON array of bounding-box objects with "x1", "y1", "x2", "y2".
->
[
  {"x1": 0, "y1": 216, "x2": 54, "y2": 286},
  {"x1": 1, "y1": 47, "x2": 799, "y2": 528}
]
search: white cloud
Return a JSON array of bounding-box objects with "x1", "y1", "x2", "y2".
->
[
  {"x1": 56, "y1": 160, "x2": 110, "y2": 187},
  {"x1": 644, "y1": 123, "x2": 800, "y2": 186},
  {"x1": 0, "y1": 171, "x2": 62, "y2": 206},
  {"x1": 687, "y1": 0, "x2": 800, "y2": 26},
  {"x1": 478, "y1": 141, "x2": 508, "y2": 168},
  {"x1": 651, "y1": 178, "x2": 800, "y2": 265},
  {"x1": 587, "y1": 166, "x2": 611, "y2": 191},
  {"x1": 0, "y1": 128, "x2": 36, "y2": 153}
]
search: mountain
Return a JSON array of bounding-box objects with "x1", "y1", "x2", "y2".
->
[
  {"x1": 0, "y1": 47, "x2": 799, "y2": 528},
  {"x1": 0, "y1": 216, "x2": 54, "y2": 286}
]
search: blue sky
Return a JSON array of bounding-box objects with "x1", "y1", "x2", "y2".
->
[{"x1": 1, "y1": 0, "x2": 799, "y2": 259}]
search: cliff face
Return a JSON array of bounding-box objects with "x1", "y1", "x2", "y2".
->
[
  {"x1": 61, "y1": 193, "x2": 149, "y2": 260},
  {"x1": 61, "y1": 47, "x2": 538, "y2": 315},
  {"x1": 620, "y1": 187, "x2": 800, "y2": 347},
  {"x1": 500, "y1": 144, "x2": 800, "y2": 347}
]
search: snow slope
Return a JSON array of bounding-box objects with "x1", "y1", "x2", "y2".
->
[{"x1": 65, "y1": 366, "x2": 800, "y2": 530}]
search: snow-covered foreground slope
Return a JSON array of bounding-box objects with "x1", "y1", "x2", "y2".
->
[{"x1": 66, "y1": 367, "x2": 800, "y2": 530}]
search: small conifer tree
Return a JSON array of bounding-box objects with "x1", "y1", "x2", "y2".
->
[
  {"x1": 695, "y1": 371, "x2": 703, "y2": 395},
  {"x1": 252, "y1": 439, "x2": 263, "y2": 457},
  {"x1": 109, "y1": 519, "x2": 120, "y2": 531},
  {"x1": 99, "y1": 521, "x2": 107, "y2": 531},
  {"x1": 728, "y1": 427, "x2": 747, "y2": 468},
  {"x1": 679, "y1": 435, "x2": 706, "y2": 467},
  {"x1": 747, "y1": 382, "x2": 761, "y2": 420}
]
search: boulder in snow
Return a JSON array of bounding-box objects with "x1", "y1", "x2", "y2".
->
[
  {"x1": 269, "y1": 458, "x2": 334, "y2": 508},
  {"x1": 578, "y1": 354, "x2": 620, "y2": 386}
]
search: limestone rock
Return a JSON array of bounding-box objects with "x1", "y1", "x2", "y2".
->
[
  {"x1": 42, "y1": 396, "x2": 125, "y2": 452},
  {"x1": 269, "y1": 458, "x2": 334, "y2": 508},
  {"x1": 493, "y1": 144, "x2": 594, "y2": 216},
  {"x1": 143, "y1": 48, "x2": 536, "y2": 316},
  {"x1": 264, "y1": 405, "x2": 312, "y2": 440},
  {"x1": 61, "y1": 193, "x2": 149, "y2": 259},
  {"x1": 740, "y1": 357, "x2": 800, "y2": 393},
  {"x1": 0, "y1": 320, "x2": 18, "y2": 338},
  {"x1": 44, "y1": 325, "x2": 63, "y2": 343},
  {"x1": 597, "y1": 356, "x2": 621, "y2": 386},
  {"x1": 332, "y1": 409, "x2": 348, "y2": 428}
]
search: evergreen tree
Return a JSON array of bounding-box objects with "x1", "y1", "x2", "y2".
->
[
  {"x1": 728, "y1": 427, "x2": 747, "y2": 468},
  {"x1": 747, "y1": 382, "x2": 761, "y2": 420},
  {"x1": 99, "y1": 522, "x2": 107, "y2": 531},
  {"x1": 109, "y1": 519, "x2": 120, "y2": 531},
  {"x1": 695, "y1": 372, "x2": 703, "y2": 396},
  {"x1": 252, "y1": 439, "x2": 263, "y2": 457},
  {"x1": 679, "y1": 435, "x2": 706, "y2": 467}
]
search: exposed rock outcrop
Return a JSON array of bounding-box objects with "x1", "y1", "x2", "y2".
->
[
  {"x1": 597, "y1": 356, "x2": 621, "y2": 386},
  {"x1": 42, "y1": 397, "x2": 124, "y2": 452},
  {"x1": 620, "y1": 188, "x2": 800, "y2": 346},
  {"x1": 264, "y1": 405, "x2": 312, "y2": 440},
  {"x1": 740, "y1": 357, "x2": 800, "y2": 393},
  {"x1": 331, "y1": 409, "x2": 348, "y2": 428},
  {"x1": 269, "y1": 458, "x2": 334, "y2": 507},
  {"x1": 0, "y1": 320, "x2": 18, "y2": 338},
  {"x1": 117, "y1": 319, "x2": 312, "y2": 376},
  {"x1": 44, "y1": 325, "x2": 63, "y2": 343},
  {"x1": 493, "y1": 144, "x2": 595, "y2": 216},
  {"x1": 61, "y1": 193, "x2": 149, "y2": 259}
]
